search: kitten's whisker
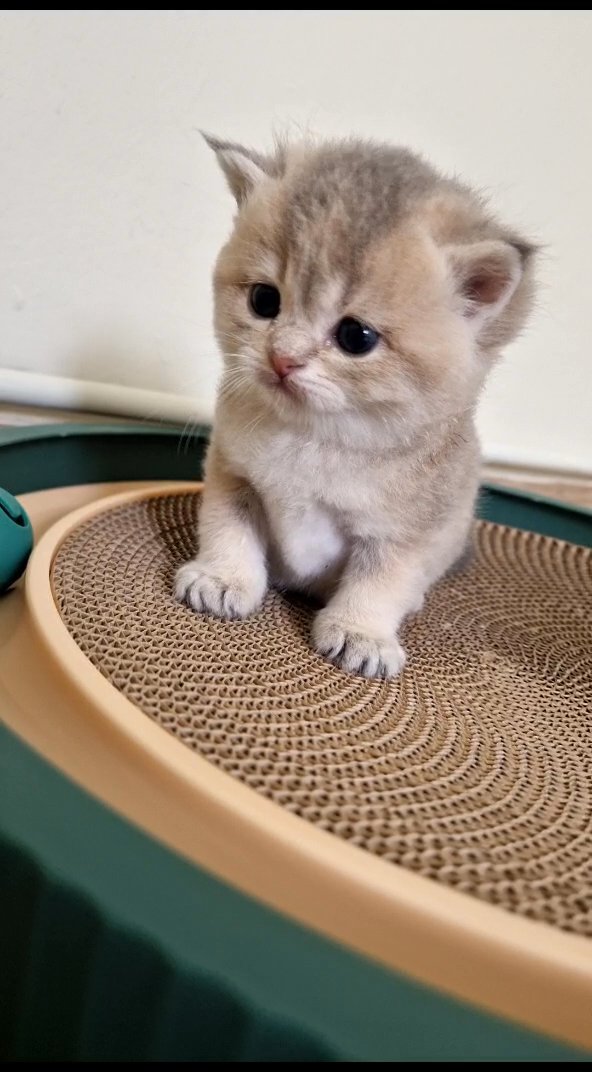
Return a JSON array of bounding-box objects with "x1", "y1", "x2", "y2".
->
[{"x1": 177, "y1": 414, "x2": 202, "y2": 457}]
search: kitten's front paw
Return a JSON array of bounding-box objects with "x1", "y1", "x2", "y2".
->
[
  {"x1": 174, "y1": 560, "x2": 263, "y2": 620},
  {"x1": 312, "y1": 613, "x2": 406, "y2": 680}
]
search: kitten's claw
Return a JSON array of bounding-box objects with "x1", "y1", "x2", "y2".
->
[
  {"x1": 312, "y1": 613, "x2": 406, "y2": 680},
  {"x1": 174, "y1": 560, "x2": 263, "y2": 620}
]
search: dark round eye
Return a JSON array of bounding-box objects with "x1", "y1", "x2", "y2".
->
[
  {"x1": 249, "y1": 283, "x2": 281, "y2": 319},
  {"x1": 335, "y1": 317, "x2": 379, "y2": 356}
]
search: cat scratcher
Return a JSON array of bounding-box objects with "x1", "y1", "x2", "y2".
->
[{"x1": 1, "y1": 424, "x2": 592, "y2": 1062}]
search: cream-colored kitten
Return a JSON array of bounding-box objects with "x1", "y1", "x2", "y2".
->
[{"x1": 175, "y1": 134, "x2": 536, "y2": 679}]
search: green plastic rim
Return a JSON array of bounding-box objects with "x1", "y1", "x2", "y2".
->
[{"x1": 1, "y1": 421, "x2": 590, "y2": 546}]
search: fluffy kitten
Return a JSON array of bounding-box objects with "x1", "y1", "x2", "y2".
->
[{"x1": 175, "y1": 133, "x2": 536, "y2": 679}]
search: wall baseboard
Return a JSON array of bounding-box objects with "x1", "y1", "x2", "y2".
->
[{"x1": 0, "y1": 369, "x2": 210, "y2": 427}]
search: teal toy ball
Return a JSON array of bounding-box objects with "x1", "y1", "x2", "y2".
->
[{"x1": 0, "y1": 487, "x2": 33, "y2": 594}]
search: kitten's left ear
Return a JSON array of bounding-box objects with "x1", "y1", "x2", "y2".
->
[
  {"x1": 202, "y1": 132, "x2": 275, "y2": 204},
  {"x1": 447, "y1": 239, "x2": 535, "y2": 337}
]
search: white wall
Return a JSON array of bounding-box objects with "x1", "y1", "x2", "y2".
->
[{"x1": 1, "y1": 11, "x2": 591, "y2": 470}]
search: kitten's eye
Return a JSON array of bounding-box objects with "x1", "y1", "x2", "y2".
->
[
  {"x1": 249, "y1": 283, "x2": 281, "y2": 319},
  {"x1": 335, "y1": 317, "x2": 379, "y2": 356}
]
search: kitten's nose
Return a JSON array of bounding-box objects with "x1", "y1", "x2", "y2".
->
[{"x1": 269, "y1": 352, "x2": 303, "y2": 380}]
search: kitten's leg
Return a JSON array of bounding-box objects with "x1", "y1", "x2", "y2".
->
[
  {"x1": 312, "y1": 540, "x2": 428, "y2": 679},
  {"x1": 174, "y1": 450, "x2": 267, "y2": 620}
]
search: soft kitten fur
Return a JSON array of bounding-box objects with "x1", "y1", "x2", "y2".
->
[{"x1": 175, "y1": 133, "x2": 536, "y2": 679}]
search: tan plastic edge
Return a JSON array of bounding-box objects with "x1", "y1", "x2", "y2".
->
[{"x1": 2, "y1": 482, "x2": 591, "y2": 1051}]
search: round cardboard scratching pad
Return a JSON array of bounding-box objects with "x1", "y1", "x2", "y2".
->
[{"x1": 51, "y1": 491, "x2": 592, "y2": 937}]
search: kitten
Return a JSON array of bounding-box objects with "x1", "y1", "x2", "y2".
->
[{"x1": 175, "y1": 133, "x2": 536, "y2": 679}]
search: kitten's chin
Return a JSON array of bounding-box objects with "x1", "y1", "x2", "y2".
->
[
  {"x1": 256, "y1": 370, "x2": 307, "y2": 406},
  {"x1": 253, "y1": 369, "x2": 348, "y2": 418}
]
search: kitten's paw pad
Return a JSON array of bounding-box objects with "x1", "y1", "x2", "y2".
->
[
  {"x1": 312, "y1": 615, "x2": 406, "y2": 680},
  {"x1": 174, "y1": 561, "x2": 262, "y2": 620}
]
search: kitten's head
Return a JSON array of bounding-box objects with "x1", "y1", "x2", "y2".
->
[{"x1": 207, "y1": 133, "x2": 536, "y2": 440}]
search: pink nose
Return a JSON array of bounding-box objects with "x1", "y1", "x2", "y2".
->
[{"x1": 270, "y1": 352, "x2": 302, "y2": 380}]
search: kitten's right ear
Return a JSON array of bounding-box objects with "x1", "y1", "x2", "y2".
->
[{"x1": 202, "y1": 132, "x2": 273, "y2": 204}]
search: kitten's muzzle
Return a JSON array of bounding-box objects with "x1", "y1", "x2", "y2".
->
[{"x1": 269, "y1": 351, "x2": 304, "y2": 381}]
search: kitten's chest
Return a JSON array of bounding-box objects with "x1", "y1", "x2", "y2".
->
[
  {"x1": 228, "y1": 430, "x2": 360, "y2": 582},
  {"x1": 228, "y1": 422, "x2": 386, "y2": 531},
  {"x1": 236, "y1": 430, "x2": 361, "y2": 513}
]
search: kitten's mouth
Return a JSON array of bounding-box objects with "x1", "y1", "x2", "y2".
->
[{"x1": 260, "y1": 371, "x2": 305, "y2": 401}]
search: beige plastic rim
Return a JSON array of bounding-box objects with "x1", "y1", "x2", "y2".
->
[{"x1": 2, "y1": 482, "x2": 592, "y2": 1052}]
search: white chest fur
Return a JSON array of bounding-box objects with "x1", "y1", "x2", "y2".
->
[
  {"x1": 268, "y1": 500, "x2": 346, "y2": 584},
  {"x1": 221, "y1": 422, "x2": 354, "y2": 584}
]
